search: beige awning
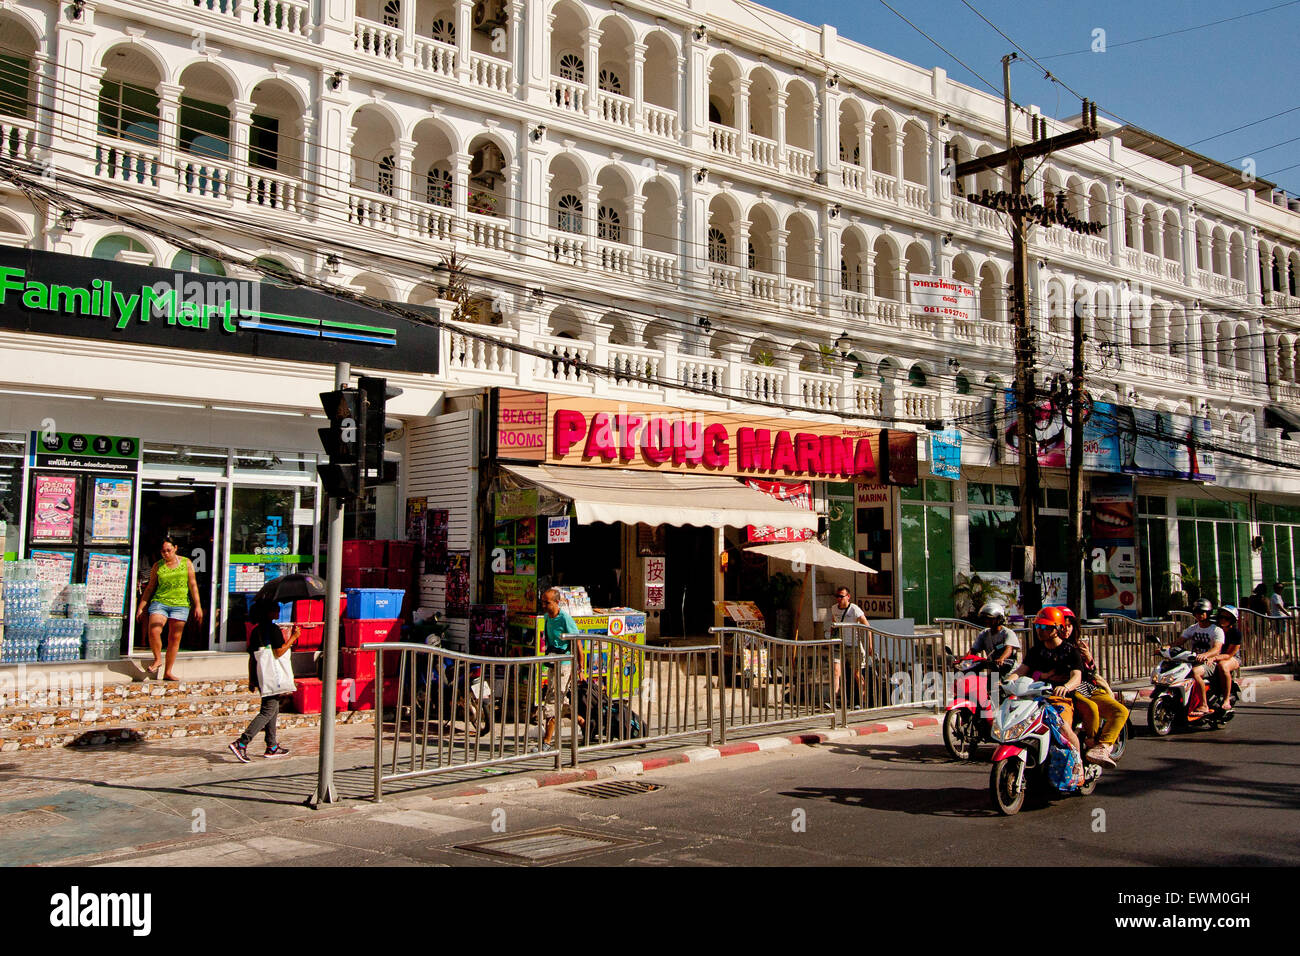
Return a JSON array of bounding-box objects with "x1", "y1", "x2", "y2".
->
[
  {"x1": 501, "y1": 463, "x2": 820, "y2": 530},
  {"x1": 745, "y1": 539, "x2": 876, "y2": 574}
]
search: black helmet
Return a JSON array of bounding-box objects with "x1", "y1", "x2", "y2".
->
[{"x1": 1193, "y1": 598, "x2": 1213, "y2": 615}]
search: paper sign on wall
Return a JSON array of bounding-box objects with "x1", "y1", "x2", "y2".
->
[
  {"x1": 547, "y1": 516, "x2": 571, "y2": 544},
  {"x1": 644, "y1": 556, "x2": 666, "y2": 610}
]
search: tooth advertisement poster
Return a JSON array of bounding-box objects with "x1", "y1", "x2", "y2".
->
[
  {"x1": 1090, "y1": 475, "x2": 1138, "y2": 617},
  {"x1": 32, "y1": 474, "x2": 77, "y2": 542}
]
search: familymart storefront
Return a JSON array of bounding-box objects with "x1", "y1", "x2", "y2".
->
[{"x1": 0, "y1": 247, "x2": 441, "y2": 657}]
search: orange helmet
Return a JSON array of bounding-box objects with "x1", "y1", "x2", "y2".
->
[{"x1": 1033, "y1": 606, "x2": 1066, "y2": 629}]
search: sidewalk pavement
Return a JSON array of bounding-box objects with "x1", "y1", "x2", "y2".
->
[{"x1": 2, "y1": 671, "x2": 1291, "y2": 867}]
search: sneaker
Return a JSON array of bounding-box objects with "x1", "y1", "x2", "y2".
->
[
  {"x1": 1086, "y1": 745, "x2": 1117, "y2": 769},
  {"x1": 228, "y1": 741, "x2": 249, "y2": 763},
  {"x1": 262, "y1": 745, "x2": 290, "y2": 759}
]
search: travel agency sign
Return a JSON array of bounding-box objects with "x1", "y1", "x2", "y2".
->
[{"x1": 494, "y1": 389, "x2": 918, "y2": 483}]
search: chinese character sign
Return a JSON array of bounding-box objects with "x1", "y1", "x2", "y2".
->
[{"x1": 644, "y1": 556, "x2": 666, "y2": 610}]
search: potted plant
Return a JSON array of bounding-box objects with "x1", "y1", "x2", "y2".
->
[
  {"x1": 1166, "y1": 562, "x2": 1199, "y2": 611},
  {"x1": 951, "y1": 571, "x2": 1016, "y2": 623}
]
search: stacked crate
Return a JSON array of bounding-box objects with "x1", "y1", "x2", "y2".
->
[{"x1": 341, "y1": 539, "x2": 411, "y2": 710}]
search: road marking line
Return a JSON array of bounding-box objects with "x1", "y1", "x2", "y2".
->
[{"x1": 97, "y1": 836, "x2": 324, "y2": 867}]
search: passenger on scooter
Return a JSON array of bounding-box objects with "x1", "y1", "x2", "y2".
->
[
  {"x1": 1173, "y1": 598, "x2": 1224, "y2": 719},
  {"x1": 1213, "y1": 605, "x2": 1242, "y2": 712},
  {"x1": 1010, "y1": 606, "x2": 1084, "y2": 755},
  {"x1": 1060, "y1": 607, "x2": 1127, "y2": 768},
  {"x1": 970, "y1": 601, "x2": 1020, "y2": 671}
]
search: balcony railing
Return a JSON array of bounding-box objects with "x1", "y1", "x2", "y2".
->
[
  {"x1": 749, "y1": 271, "x2": 780, "y2": 303},
  {"x1": 901, "y1": 182, "x2": 928, "y2": 211},
  {"x1": 872, "y1": 173, "x2": 897, "y2": 203},
  {"x1": 608, "y1": 343, "x2": 661, "y2": 391},
  {"x1": 795, "y1": 369, "x2": 839, "y2": 411},
  {"x1": 786, "y1": 146, "x2": 814, "y2": 178},
  {"x1": 597, "y1": 239, "x2": 636, "y2": 276},
  {"x1": 535, "y1": 333, "x2": 591, "y2": 386},
  {"x1": 679, "y1": 355, "x2": 727, "y2": 395},
  {"x1": 176, "y1": 156, "x2": 234, "y2": 200},
  {"x1": 787, "y1": 278, "x2": 816, "y2": 312},
  {"x1": 251, "y1": 0, "x2": 310, "y2": 35},
  {"x1": 94, "y1": 137, "x2": 161, "y2": 188},
  {"x1": 348, "y1": 188, "x2": 400, "y2": 233},
  {"x1": 709, "y1": 262, "x2": 742, "y2": 295},
  {"x1": 0, "y1": 116, "x2": 38, "y2": 162},
  {"x1": 748, "y1": 133, "x2": 778, "y2": 169},
  {"x1": 740, "y1": 363, "x2": 785, "y2": 404},
  {"x1": 469, "y1": 54, "x2": 511, "y2": 92},
  {"x1": 841, "y1": 163, "x2": 865, "y2": 193},
  {"x1": 355, "y1": 19, "x2": 403, "y2": 62},
  {"x1": 446, "y1": 322, "x2": 517, "y2": 378},
  {"x1": 550, "y1": 78, "x2": 587, "y2": 114},
  {"x1": 641, "y1": 249, "x2": 678, "y2": 285},
  {"x1": 710, "y1": 124, "x2": 740, "y2": 158},
  {"x1": 413, "y1": 38, "x2": 457, "y2": 77},
  {"x1": 598, "y1": 90, "x2": 634, "y2": 129},
  {"x1": 644, "y1": 105, "x2": 678, "y2": 140},
  {"x1": 243, "y1": 169, "x2": 304, "y2": 213},
  {"x1": 548, "y1": 230, "x2": 587, "y2": 268}
]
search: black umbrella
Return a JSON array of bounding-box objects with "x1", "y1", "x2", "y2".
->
[{"x1": 254, "y1": 573, "x2": 327, "y2": 606}]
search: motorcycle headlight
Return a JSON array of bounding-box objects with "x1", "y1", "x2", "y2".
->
[{"x1": 991, "y1": 715, "x2": 1036, "y2": 742}]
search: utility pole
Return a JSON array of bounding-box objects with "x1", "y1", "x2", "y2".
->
[
  {"x1": 1067, "y1": 301, "x2": 1086, "y2": 612},
  {"x1": 956, "y1": 74, "x2": 1102, "y2": 616}
]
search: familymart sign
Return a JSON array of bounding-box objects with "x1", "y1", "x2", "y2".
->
[{"x1": 0, "y1": 247, "x2": 440, "y2": 374}]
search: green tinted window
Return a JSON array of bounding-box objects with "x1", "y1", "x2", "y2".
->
[
  {"x1": 1197, "y1": 500, "x2": 1230, "y2": 520},
  {"x1": 1258, "y1": 502, "x2": 1275, "y2": 522},
  {"x1": 1278, "y1": 504, "x2": 1300, "y2": 523},
  {"x1": 900, "y1": 484, "x2": 922, "y2": 501},
  {"x1": 1044, "y1": 488, "x2": 1068, "y2": 510},
  {"x1": 994, "y1": 485, "x2": 1019, "y2": 508},
  {"x1": 0, "y1": 54, "x2": 30, "y2": 119},
  {"x1": 1176, "y1": 498, "x2": 1195, "y2": 517},
  {"x1": 925, "y1": 480, "x2": 952, "y2": 503},
  {"x1": 968, "y1": 482, "x2": 992, "y2": 506},
  {"x1": 1038, "y1": 514, "x2": 1067, "y2": 572},
  {"x1": 969, "y1": 509, "x2": 1017, "y2": 571}
]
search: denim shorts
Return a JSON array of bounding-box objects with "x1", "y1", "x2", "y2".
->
[{"x1": 147, "y1": 601, "x2": 190, "y2": 622}]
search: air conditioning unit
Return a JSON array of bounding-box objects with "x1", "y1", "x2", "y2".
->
[
  {"x1": 469, "y1": 143, "x2": 505, "y2": 187},
  {"x1": 472, "y1": 0, "x2": 507, "y2": 32}
]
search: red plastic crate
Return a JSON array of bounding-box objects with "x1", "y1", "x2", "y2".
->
[
  {"x1": 291, "y1": 677, "x2": 353, "y2": 714},
  {"x1": 343, "y1": 540, "x2": 385, "y2": 570},
  {"x1": 343, "y1": 618, "x2": 400, "y2": 648},
  {"x1": 360, "y1": 569, "x2": 388, "y2": 588},
  {"x1": 386, "y1": 541, "x2": 415, "y2": 572},
  {"x1": 341, "y1": 568, "x2": 364, "y2": 590},
  {"x1": 349, "y1": 678, "x2": 374, "y2": 711},
  {"x1": 293, "y1": 599, "x2": 324, "y2": 624},
  {"x1": 341, "y1": 648, "x2": 376, "y2": 681},
  {"x1": 285, "y1": 622, "x2": 323, "y2": 652},
  {"x1": 386, "y1": 569, "x2": 410, "y2": 590}
]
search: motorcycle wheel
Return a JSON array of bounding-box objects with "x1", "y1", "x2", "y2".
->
[
  {"x1": 1109, "y1": 720, "x2": 1130, "y2": 761},
  {"x1": 943, "y1": 708, "x2": 978, "y2": 761},
  {"x1": 1148, "y1": 695, "x2": 1176, "y2": 737},
  {"x1": 1078, "y1": 763, "x2": 1101, "y2": 796},
  {"x1": 989, "y1": 760, "x2": 1026, "y2": 816}
]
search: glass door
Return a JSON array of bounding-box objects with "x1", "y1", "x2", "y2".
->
[
  {"x1": 901, "y1": 503, "x2": 955, "y2": 625},
  {"x1": 134, "y1": 481, "x2": 218, "y2": 651}
]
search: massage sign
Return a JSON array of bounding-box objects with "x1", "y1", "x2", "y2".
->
[{"x1": 495, "y1": 390, "x2": 918, "y2": 483}]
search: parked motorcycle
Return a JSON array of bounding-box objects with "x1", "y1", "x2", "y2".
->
[
  {"x1": 1147, "y1": 647, "x2": 1240, "y2": 737},
  {"x1": 943, "y1": 653, "x2": 1004, "y2": 761},
  {"x1": 410, "y1": 614, "x2": 493, "y2": 736},
  {"x1": 988, "y1": 676, "x2": 1102, "y2": 815}
]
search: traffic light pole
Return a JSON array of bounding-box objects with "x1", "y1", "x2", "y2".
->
[{"x1": 310, "y1": 361, "x2": 349, "y2": 808}]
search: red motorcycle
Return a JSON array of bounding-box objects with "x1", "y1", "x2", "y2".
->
[{"x1": 943, "y1": 653, "x2": 1007, "y2": 761}]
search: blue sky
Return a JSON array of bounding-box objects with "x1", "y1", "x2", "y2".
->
[{"x1": 758, "y1": 0, "x2": 1300, "y2": 196}]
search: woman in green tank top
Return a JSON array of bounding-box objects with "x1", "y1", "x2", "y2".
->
[{"x1": 135, "y1": 536, "x2": 204, "y2": 680}]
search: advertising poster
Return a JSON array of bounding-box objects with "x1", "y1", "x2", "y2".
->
[
  {"x1": 405, "y1": 497, "x2": 427, "y2": 573},
  {"x1": 469, "y1": 604, "x2": 508, "y2": 657},
  {"x1": 1090, "y1": 475, "x2": 1139, "y2": 616},
  {"x1": 426, "y1": 508, "x2": 449, "y2": 574},
  {"x1": 929, "y1": 430, "x2": 963, "y2": 481},
  {"x1": 908, "y1": 274, "x2": 977, "y2": 323},
  {"x1": 854, "y1": 484, "x2": 895, "y2": 617},
  {"x1": 745, "y1": 480, "x2": 815, "y2": 543},
  {"x1": 86, "y1": 551, "x2": 132, "y2": 615},
  {"x1": 32, "y1": 474, "x2": 77, "y2": 543},
  {"x1": 445, "y1": 551, "x2": 470, "y2": 617},
  {"x1": 30, "y1": 549, "x2": 75, "y2": 593},
  {"x1": 531, "y1": 614, "x2": 646, "y2": 698},
  {"x1": 90, "y1": 477, "x2": 134, "y2": 545},
  {"x1": 493, "y1": 575, "x2": 537, "y2": 615}
]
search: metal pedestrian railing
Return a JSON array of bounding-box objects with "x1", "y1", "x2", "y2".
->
[
  {"x1": 1097, "y1": 615, "x2": 1177, "y2": 683},
  {"x1": 709, "y1": 627, "x2": 842, "y2": 742},
  {"x1": 833, "y1": 622, "x2": 951, "y2": 716},
  {"x1": 568, "y1": 634, "x2": 717, "y2": 753},
  {"x1": 367, "y1": 642, "x2": 577, "y2": 801},
  {"x1": 1235, "y1": 607, "x2": 1300, "y2": 667}
]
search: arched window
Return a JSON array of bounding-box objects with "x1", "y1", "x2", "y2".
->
[
  {"x1": 955, "y1": 373, "x2": 971, "y2": 395},
  {"x1": 840, "y1": 257, "x2": 862, "y2": 293},
  {"x1": 91, "y1": 235, "x2": 148, "y2": 260},
  {"x1": 253, "y1": 256, "x2": 295, "y2": 286},
  {"x1": 839, "y1": 141, "x2": 860, "y2": 165},
  {"x1": 426, "y1": 168, "x2": 452, "y2": 207},
  {"x1": 908, "y1": 365, "x2": 928, "y2": 388},
  {"x1": 707, "y1": 227, "x2": 728, "y2": 264},
  {"x1": 558, "y1": 53, "x2": 584, "y2": 83},
  {"x1": 377, "y1": 154, "x2": 395, "y2": 197},
  {"x1": 556, "y1": 193, "x2": 582, "y2": 233},
  {"x1": 597, "y1": 205, "x2": 621, "y2": 242},
  {"x1": 382, "y1": 0, "x2": 400, "y2": 27},
  {"x1": 430, "y1": 18, "x2": 455, "y2": 44},
  {"x1": 98, "y1": 80, "x2": 160, "y2": 144},
  {"x1": 747, "y1": 241, "x2": 756, "y2": 270},
  {"x1": 597, "y1": 69, "x2": 622, "y2": 94},
  {"x1": 0, "y1": 43, "x2": 32, "y2": 120},
  {"x1": 171, "y1": 251, "x2": 227, "y2": 275}
]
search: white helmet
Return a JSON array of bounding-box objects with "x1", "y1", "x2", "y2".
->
[{"x1": 979, "y1": 601, "x2": 1006, "y2": 623}]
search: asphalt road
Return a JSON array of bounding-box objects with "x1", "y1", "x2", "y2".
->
[{"x1": 78, "y1": 682, "x2": 1300, "y2": 867}]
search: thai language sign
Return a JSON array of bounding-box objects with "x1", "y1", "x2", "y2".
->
[{"x1": 909, "y1": 274, "x2": 976, "y2": 323}]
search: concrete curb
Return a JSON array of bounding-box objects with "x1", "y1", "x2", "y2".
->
[{"x1": 387, "y1": 713, "x2": 944, "y2": 810}]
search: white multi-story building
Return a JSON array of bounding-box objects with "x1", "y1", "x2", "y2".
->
[{"x1": 2, "y1": 0, "x2": 1300, "y2": 645}]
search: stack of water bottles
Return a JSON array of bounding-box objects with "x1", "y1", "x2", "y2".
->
[
  {"x1": 83, "y1": 618, "x2": 122, "y2": 661},
  {"x1": 39, "y1": 583, "x2": 89, "y2": 662},
  {"x1": 2, "y1": 561, "x2": 44, "y2": 664}
]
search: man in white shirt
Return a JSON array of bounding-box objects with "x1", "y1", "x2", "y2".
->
[
  {"x1": 826, "y1": 587, "x2": 869, "y2": 708},
  {"x1": 1270, "y1": 582, "x2": 1288, "y2": 617},
  {"x1": 1174, "y1": 599, "x2": 1224, "y2": 719}
]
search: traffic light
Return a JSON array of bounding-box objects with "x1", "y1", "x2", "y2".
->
[
  {"x1": 318, "y1": 387, "x2": 366, "y2": 499},
  {"x1": 358, "y1": 376, "x2": 402, "y2": 487}
]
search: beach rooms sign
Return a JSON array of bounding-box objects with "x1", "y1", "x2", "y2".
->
[{"x1": 495, "y1": 390, "x2": 917, "y2": 483}]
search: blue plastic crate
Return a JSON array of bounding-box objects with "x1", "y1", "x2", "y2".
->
[
  {"x1": 345, "y1": 588, "x2": 405, "y2": 620},
  {"x1": 276, "y1": 602, "x2": 294, "y2": 624}
]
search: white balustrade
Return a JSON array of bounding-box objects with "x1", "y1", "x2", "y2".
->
[
  {"x1": 902, "y1": 183, "x2": 928, "y2": 210},
  {"x1": 874, "y1": 299, "x2": 905, "y2": 327},
  {"x1": 842, "y1": 290, "x2": 871, "y2": 320},
  {"x1": 644, "y1": 105, "x2": 679, "y2": 140},
  {"x1": 349, "y1": 189, "x2": 399, "y2": 233},
  {"x1": 679, "y1": 356, "x2": 727, "y2": 395},
  {"x1": 243, "y1": 170, "x2": 303, "y2": 214},
  {"x1": 796, "y1": 371, "x2": 839, "y2": 411},
  {"x1": 191, "y1": 0, "x2": 238, "y2": 18},
  {"x1": 1229, "y1": 278, "x2": 1246, "y2": 299},
  {"x1": 251, "y1": 0, "x2": 310, "y2": 35},
  {"x1": 905, "y1": 308, "x2": 938, "y2": 337},
  {"x1": 0, "y1": 117, "x2": 37, "y2": 162},
  {"x1": 464, "y1": 211, "x2": 510, "y2": 252},
  {"x1": 550, "y1": 78, "x2": 587, "y2": 113},
  {"x1": 469, "y1": 54, "x2": 511, "y2": 92},
  {"x1": 1142, "y1": 252, "x2": 1162, "y2": 276},
  {"x1": 901, "y1": 387, "x2": 938, "y2": 419},
  {"x1": 740, "y1": 363, "x2": 785, "y2": 404},
  {"x1": 709, "y1": 263, "x2": 741, "y2": 295},
  {"x1": 1126, "y1": 248, "x2": 1143, "y2": 271},
  {"x1": 948, "y1": 395, "x2": 982, "y2": 421},
  {"x1": 176, "y1": 157, "x2": 232, "y2": 201},
  {"x1": 710, "y1": 124, "x2": 740, "y2": 158},
  {"x1": 1089, "y1": 236, "x2": 1109, "y2": 259},
  {"x1": 446, "y1": 323, "x2": 517, "y2": 377},
  {"x1": 748, "y1": 272, "x2": 780, "y2": 302},
  {"x1": 548, "y1": 231, "x2": 587, "y2": 268},
  {"x1": 841, "y1": 164, "x2": 865, "y2": 192},
  {"x1": 787, "y1": 278, "x2": 816, "y2": 312},
  {"x1": 598, "y1": 90, "x2": 634, "y2": 128},
  {"x1": 598, "y1": 240, "x2": 635, "y2": 276},
  {"x1": 355, "y1": 20, "x2": 403, "y2": 62},
  {"x1": 1163, "y1": 259, "x2": 1182, "y2": 282},
  {"x1": 94, "y1": 139, "x2": 160, "y2": 187},
  {"x1": 872, "y1": 173, "x2": 897, "y2": 203},
  {"x1": 748, "y1": 133, "x2": 778, "y2": 168},
  {"x1": 608, "y1": 344, "x2": 661, "y2": 390},
  {"x1": 414, "y1": 204, "x2": 457, "y2": 240},
  {"x1": 413, "y1": 38, "x2": 457, "y2": 77},
  {"x1": 785, "y1": 145, "x2": 814, "y2": 178},
  {"x1": 640, "y1": 250, "x2": 678, "y2": 285},
  {"x1": 953, "y1": 318, "x2": 976, "y2": 342},
  {"x1": 851, "y1": 381, "x2": 884, "y2": 416},
  {"x1": 534, "y1": 334, "x2": 591, "y2": 385}
]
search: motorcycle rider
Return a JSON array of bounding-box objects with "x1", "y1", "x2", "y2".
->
[
  {"x1": 1172, "y1": 598, "x2": 1224, "y2": 719},
  {"x1": 1060, "y1": 607, "x2": 1127, "y2": 768},
  {"x1": 1010, "y1": 606, "x2": 1084, "y2": 756},
  {"x1": 1212, "y1": 605, "x2": 1243, "y2": 712},
  {"x1": 970, "y1": 601, "x2": 1021, "y2": 670}
]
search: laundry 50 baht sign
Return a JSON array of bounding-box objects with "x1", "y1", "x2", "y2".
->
[
  {"x1": 494, "y1": 390, "x2": 918, "y2": 483},
  {"x1": 0, "y1": 248, "x2": 439, "y2": 374}
]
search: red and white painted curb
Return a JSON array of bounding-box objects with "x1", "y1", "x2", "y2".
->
[{"x1": 387, "y1": 715, "x2": 945, "y2": 808}]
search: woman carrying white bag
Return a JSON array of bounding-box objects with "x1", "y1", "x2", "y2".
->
[{"x1": 229, "y1": 601, "x2": 299, "y2": 763}]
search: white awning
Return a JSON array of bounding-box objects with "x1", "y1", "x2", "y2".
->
[
  {"x1": 501, "y1": 463, "x2": 820, "y2": 530},
  {"x1": 745, "y1": 539, "x2": 876, "y2": 574}
]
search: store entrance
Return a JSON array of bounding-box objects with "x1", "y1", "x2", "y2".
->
[
  {"x1": 134, "y1": 484, "x2": 217, "y2": 652},
  {"x1": 660, "y1": 526, "x2": 715, "y2": 638}
]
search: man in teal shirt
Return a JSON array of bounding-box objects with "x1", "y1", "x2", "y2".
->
[{"x1": 541, "y1": 588, "x2": 578, "y2": 746}]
